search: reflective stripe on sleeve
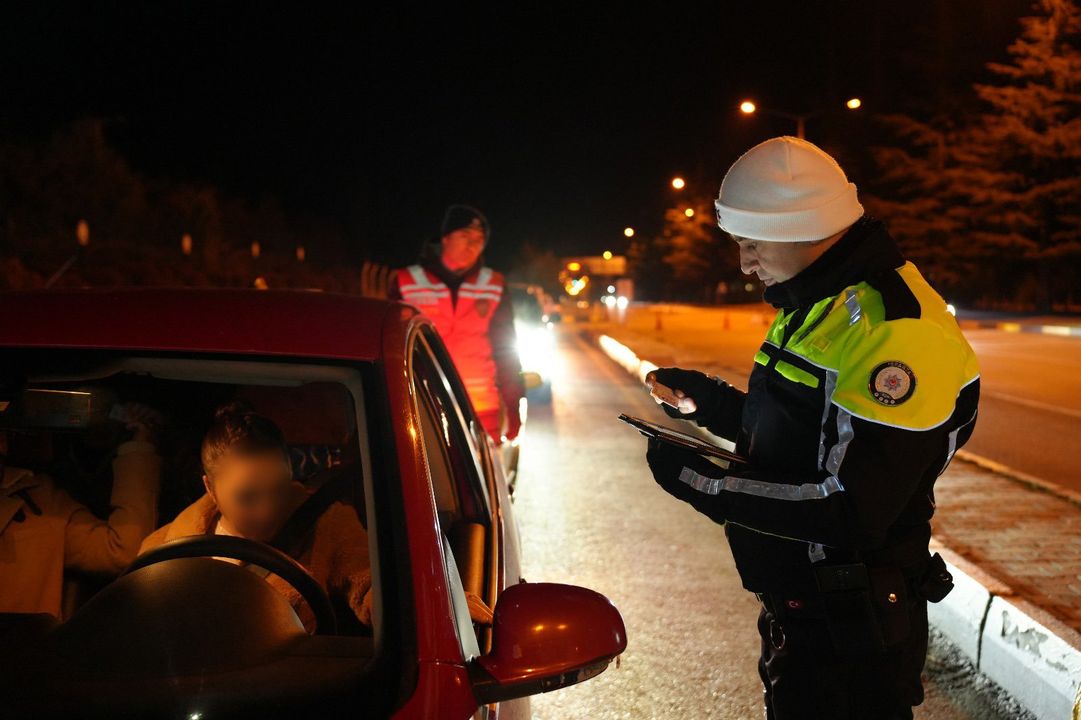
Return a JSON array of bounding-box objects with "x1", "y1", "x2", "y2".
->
[{"x1": 678, "y1": 466, "x2": 846, "y2": 501}]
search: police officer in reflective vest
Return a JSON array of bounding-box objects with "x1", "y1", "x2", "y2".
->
[
  {"x1": 389, "y1": 205, "x2": 524, "y2": 443},
  {"x1": 645, "y1": 137, "x2": 979, "y2": 719}
]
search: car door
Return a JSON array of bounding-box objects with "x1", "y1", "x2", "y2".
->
[
  {"x1": 417, "y1": 326, "x2": 523, "y2": 601},
  {"x1": 409, "y1": 328, "x2": 527, "y2": 719}
]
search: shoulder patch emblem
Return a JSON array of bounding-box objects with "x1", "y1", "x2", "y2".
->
[
  {"x1": 474, "y1": 298, "x2": 492, "y2": 318},
  {"x1": 869, "y1": 361, "x2": 916, "y2": 406}
]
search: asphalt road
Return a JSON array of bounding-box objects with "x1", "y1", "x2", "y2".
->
[
  {"x1": 960, "y1": 329, "x2": 1081, "y2": 492},
  {"x1": 511, "y1": 328, "x2": 1033, "y2": 719}
]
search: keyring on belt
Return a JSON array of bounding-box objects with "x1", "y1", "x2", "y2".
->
[{"x1": 769, "y1": 617, "x2": 786, "y2": 650}]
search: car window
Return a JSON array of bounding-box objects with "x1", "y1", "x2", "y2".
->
[
  {"x1": 411, "y1": 334, "x2": 491, "y2": 522},
  {"x1": 410, "y1": 333, "x2": 497, "y2": 658},
  {"x1": 0, "y1": 349, "x2": 379, "y2": 639},
  {"x1": 413, "y1": 368, "x2": 461, "y2": 522},
  {"x1": 419, "y1": 327, "x2": 498, "y2": 492}
]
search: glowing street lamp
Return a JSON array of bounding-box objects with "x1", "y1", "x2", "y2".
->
[
  {"x1": 671, "y1": 177, "x2": 686, "y2": 190},
  {"x1": 684, "y1": 208, "x2": 695, "y2": 218},
  {"x1": 738, "y1": 97, "x2": 862, "y2": 139},
  {"x1": 603, "y1": 250, "x2": 613, "y2": 260},
  {"x1": 45, "y1": 221, "x2": 89, "y2": 288},
  {"x1": 623, "y1": 227, "x2": 635, "y2": 238}
]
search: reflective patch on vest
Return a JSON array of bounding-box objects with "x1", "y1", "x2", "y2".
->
[
  {"x1": 474, "y1": 298, "x2": 492, "y2": 317},
  {"x1": 869, "y1": 361, "x2": 916, "y2": 406},
  {"x1": 844, "y1": 288, "x2": 862, "y2": 325},
  {"x1": 774, "y1": 360, "x2": 820, "y2": 389}
]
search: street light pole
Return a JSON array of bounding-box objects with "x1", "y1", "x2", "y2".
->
[
  {"x1": 45, "y1": 219, "x2": 90, "y2": 289},
  {"x1": 739, "y1": 98, "x2": 861, "y2": 140}
]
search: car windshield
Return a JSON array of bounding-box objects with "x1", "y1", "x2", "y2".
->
[{"x1": 0, "y1": 349, "x2": 391, "y2": 684}]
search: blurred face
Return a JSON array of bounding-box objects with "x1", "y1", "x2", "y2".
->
[
  {"x1": 204, "y1": 449, "x2": 292, "y2": 542},
  {"x1": 440, "y1": 227, "x2": 485, "y2": 271},
  {"x1": 733, "y1": 232, "x2": 841, "y2": 286}
]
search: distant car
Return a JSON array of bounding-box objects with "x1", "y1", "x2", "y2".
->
[
  {"x1": 509, "y1": 283, "x2": 555, "y2": 405},
  {"x1": 0, "y1": 289, "x2": 626, "y2": 719}
]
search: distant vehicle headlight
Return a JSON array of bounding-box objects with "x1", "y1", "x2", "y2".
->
[{"x1": 516, "y1": 322, "x2": 555, "y2": 377}]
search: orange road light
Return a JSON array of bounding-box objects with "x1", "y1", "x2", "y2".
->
[{"x1": 740, "y1": 100, "x2": 756, "y2": 114}]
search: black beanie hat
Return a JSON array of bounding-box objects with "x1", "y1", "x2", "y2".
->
[{"x1": 441, "y1": 204, "x2": 489, "y2": 241}]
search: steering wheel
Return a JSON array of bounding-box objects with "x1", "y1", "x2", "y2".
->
[{"x1": 125, "y1": 535, "x2": 338, "y2": 635}]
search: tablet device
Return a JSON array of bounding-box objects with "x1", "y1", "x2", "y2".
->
[{"x1": 618, "y1": 413, "x2": 747, "y2": 465}]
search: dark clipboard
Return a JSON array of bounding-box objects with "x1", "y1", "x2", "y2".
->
[{"x1": 618, "y1": 413, "x2": 748, "y2": 465}]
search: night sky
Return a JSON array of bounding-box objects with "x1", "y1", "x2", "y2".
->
[{"x1": 0, "y1": 1, "x2": 1032, "y2": 268}]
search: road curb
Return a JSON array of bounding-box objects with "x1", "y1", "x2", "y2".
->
[
  {"x1": 592, "y1": 330, "x2": 1081, "y2": 720},
  {"x1": 953, "y1": 449, "x2": 1081, "y2": 509}
]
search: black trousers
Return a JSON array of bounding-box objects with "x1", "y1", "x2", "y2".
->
[{"x1": 756, "y1": 599, "x2": 928, "y2": 720}]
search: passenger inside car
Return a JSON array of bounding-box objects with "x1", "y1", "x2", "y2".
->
[
  {"x1": 0, "y1": 402, "x2": 163, "y2": 618},
  {"x1": 139, "y1": 401, "x2": 376, "y2": 632}
]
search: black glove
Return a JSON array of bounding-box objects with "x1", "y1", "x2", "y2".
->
[
  {"x1": 649, "y1": 367, "x2": 729, "y2": 423},
  {"x1": 645, "y1": 438, "x2": 729, "y2": 523}
]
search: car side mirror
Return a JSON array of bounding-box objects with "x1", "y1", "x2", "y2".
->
[
  {"x1": 521, "y1": 371, "x2": 543, "y2": 390},
  {"x1": 470, "y1": 582, "x2": 627, "y2": 705}
]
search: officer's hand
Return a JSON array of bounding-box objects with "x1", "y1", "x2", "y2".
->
[
  {"x1": 648, "y1": 367, "x2": 728, "y2": 422},
  {"x1": 645, "y1": 438, "x2": 726, "y2": 504},
  {"x1": 502, "y1": 404, "x2": 522, "y2": 442}
]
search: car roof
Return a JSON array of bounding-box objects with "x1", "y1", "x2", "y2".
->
[{"x1": 0, "y1": 288, "x2": 417, "y2": 361}]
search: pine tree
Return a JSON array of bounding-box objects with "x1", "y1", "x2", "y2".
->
[
  {"x1": 661, "y1": 199, "x2": 725, "y2": 303},
  {"x1": 867, "y1": 0, "x2": 1081, "y2": 309},
  {"x1": 973, "y1": 0, "x2": 1081, "y2": 307}
]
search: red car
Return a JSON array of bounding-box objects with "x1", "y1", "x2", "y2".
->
[{"x1": 0, "y1": 289, "x2": 626, "y2": 718}]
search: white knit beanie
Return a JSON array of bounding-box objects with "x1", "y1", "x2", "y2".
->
[{"x1": 714, "y1": 136, "x2": 864, "y2": 243}]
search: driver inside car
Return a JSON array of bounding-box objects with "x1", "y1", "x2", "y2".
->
[
  {"x1": 140, "y1": 401, "x2": 375, "y2": 632},
  {"x1": 0, "y1": 403, "x2": 163, "y2": 618},
  {"x1": 140, "y1": 401, "x2": 496, "y2": 631}
]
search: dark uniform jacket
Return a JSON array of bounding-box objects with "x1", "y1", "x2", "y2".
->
[{"x1": 677, "y1": 217, "x2": 980, "y2": 593}]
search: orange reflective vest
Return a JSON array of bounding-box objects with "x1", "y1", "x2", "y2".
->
[{"x1": 397, "y1": 264, "x2": 505, "y2": 413}]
